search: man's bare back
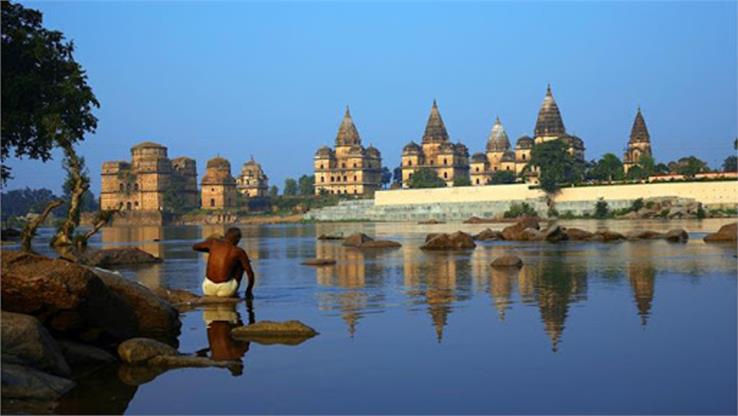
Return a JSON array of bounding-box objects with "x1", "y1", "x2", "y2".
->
[{"x1": 193, "y1": 228, "x2": 255, "y2": 298}]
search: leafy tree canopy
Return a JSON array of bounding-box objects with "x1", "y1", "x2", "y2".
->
[
  {"x1": 268, "y1": 185, "x2": 279, "y2": 198},
  {"x1": 380, "y1": 167, "x2": 392, "y2": 188},
  {"x1": 669, "y1": 156, "x2": 709, "y2": 177},
  {"x1": 527, "y1": 140, "x2": 582, "y2": 194},
  {"x1": 490, "y1": 170, "x2": 516, "y2": 184},
  {"x1": 297, "y1": 174, "x2": 314, "y2": 196},
  {"x1": 283, "y1": 178, "x2": 297, "y2": 196},
  {"x1": 1, "y1": 1, "x2": 99, "y2": 183},
  {"x1": 590, "y1": 153, "x2": 624, "y2": 182},
  {"x1": 722, "y1": 155, "x2": 737, "y2": 173},
  {"x1": 392, "y1": 167, "x2": 403, "y2": 186},
  {"x1": 452, "y1": 175, "x2": 471, "y2": 187},
  {"x1": 408, "y1": 168, "x2": 446, "y2": 189}
]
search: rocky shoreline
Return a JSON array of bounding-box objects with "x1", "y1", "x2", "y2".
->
[{"x1": 0, "y1": 248, "x2": 317, "y2": 414}]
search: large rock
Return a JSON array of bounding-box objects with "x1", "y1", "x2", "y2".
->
[
  {"x1": 501, "y1": 217, "x2": 540, "y2": 240},
  {"x1": 421, "y1": 231, "x2": 476, "y2": 250},
  {"x1": 89, "y1": 267, "x2": 180, "y2": 345},
  {"x1": 78, "y1": 247, "x2": 162, "y2": 267},
  {"x1": 1, "y1": 251, "x2": 138, "y2": 343},
  {"x1": 665, "y1": 229, "x2": 689, "y2": 243},
  {"x1": 1, "y1": 312, "x2": 71, "y2": 377},
  {"x1": 704, "y1": 222, "x2": 737, "y2": 243},
  {"x1": 1, "y1": 363, "x2": 75, "y2": 401},
  {"x1": 564, "y1": 228, "x2": 593, "y2": 241},
  {"x1": 418, "y1": 219, "x2": 445, "y2": 225},
  {"x1": 117, "y1": 338, "x2": 177, "y2": 364},
  {"x1": 342, "y1": 233, "x2": 374, "y2": 248},
  {"x1": 491, "y1": 255, "x2": 523, "y2": 268},
  {"x1": 57, "y1": 340, "x2": 116, "y2": 368},
  {"x1": 358, "y1": 240, "x2": 402, "y2": 249},
  {"x1": 626, "y1": 230, "x2": 665, "y2": 240},
  {"x1": 543, "y1": 225, "x2": 568, "y2": 243},
  {"x1": 148, "y1": 355, "x2": 239, "y2": 369},
  {"x1": 590, "y1": 230, "x2": 626, "y2": 242},
  {"x1": 474, "y1": 229, "x2": 503, "y2": 241}
]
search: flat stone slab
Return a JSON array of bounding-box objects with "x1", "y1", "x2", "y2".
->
[
  {"x1": 231, "y1": 320, "x2": 318, "y2": 342},
  {"x1": 301, "y1": 258, "x2": 337, "y2": 266}
]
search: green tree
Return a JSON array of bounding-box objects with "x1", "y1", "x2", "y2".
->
[
  {"x1": 0, "y1": 187, "x2": 59, "y2": 221},
  {"x1": 407, "y1": 168, "x2": 446, "y2": 189},
  {"x1": 527, "y1": 140, "x2": 582, "y2": 194},
  {"x1": 722, "y1": 155, "x2": 737, "y2": 172},
  {"x1": 162, "y1": 173, "x2": 188, "y2": 214},
  {"x1": 591, "y1": 153, "x2": 624, "y2": 182},
  {"x1": 673, "y1": 156, "x2": 708, "y2": 177},
  {"x1": 284, "y1": 178, "x2": 297, "y2": 196},
  {"x1": 297, "y1": 174, "x2": 314, "y2": 196},
  {"x1": 268, "y1": 185, "x2": 279, "y2": 198},
  {"x1": 61, "y1": 156, "x2": 97, "y2": 213},
  {"x1": 1, "y1": 1, "x2": 99, "y2": 184},
  {"x1": 490, "y1": 170, "x2": 516, "y2": 184},
  {"x1": 637, "y1": 154, "x2": 656, "y2": 177},
  {"x1": 452, "y1": 175, "x2": 471, "y2": 187},
  {"x1": 654, "y1": 162, "x2": 670, "y2": 174},
  {"x1": 392, "y1": 166, "x2": 403, "y2": 186},
  {"x1": 504, "y1": 202, "x2": 537, "y2": 218},
  {"x1": 594, "y1": 198, "x2": 610, "y2": 219},
  {"x1": 381, "y1": 167, "x2": 392, "y2": 188},
  {"x1": 626, "y1": 165, "x2": 645, "y2": 180}
]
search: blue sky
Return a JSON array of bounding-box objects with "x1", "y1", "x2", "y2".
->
[{"x1": 5, "y1": 1, "x2": 736, "y2": 194}]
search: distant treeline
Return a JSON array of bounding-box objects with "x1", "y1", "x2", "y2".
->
[{"x1": 1, "y1": 187, "x2": 98, "y2": 223}]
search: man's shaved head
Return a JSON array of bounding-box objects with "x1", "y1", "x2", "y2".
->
[{"x1": 225, "y1": 227, "x2": 242, "y2": 245}]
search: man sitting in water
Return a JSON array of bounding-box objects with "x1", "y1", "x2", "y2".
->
[{"x1": 193, "y1": 227, "x2": 255, "y2": 299}]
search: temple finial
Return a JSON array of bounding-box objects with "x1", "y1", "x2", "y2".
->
[{"x1": 546, "y1": 83, "x2": 552, "y2": 95}]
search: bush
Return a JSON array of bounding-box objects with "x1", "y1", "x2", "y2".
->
[
  {"x1": 453, "y1": 176, "x2": 472, "y2": 187},
  {"x1": 504, "y1": 202, "x2": 537, "y2": 218},
  {"x1": 696, "y1": 204, "x2": 706, "y2": 219},
  {"x1": 630, "y1": 198, "x2": 644, "y2": 212},
  {"x1": 645, "y1": 201, "x2": 655, "y2": 209},
  {"x1": 594, "y1": 198, "x2": 610, "y2": 219},
  {"x1": 408, "y1": 168, "x2": 447, "y2": 189},
  {"x1": 547, "y1": 207, "x2": 559, "y2": 218},
  {"x1": 658, "y1": 209, "x2": 670, "y2": 218},
  {"x1": 490, "y1": 171, "x2": 516, "y2": 184}
]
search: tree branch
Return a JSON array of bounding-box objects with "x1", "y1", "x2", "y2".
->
[{"x1": 21, "y1": 199, "x2": 63, "y2": 252}]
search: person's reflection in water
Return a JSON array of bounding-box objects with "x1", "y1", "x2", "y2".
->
[{"x1": 198, "y1": 300, "x2": 255, "y2": 376}]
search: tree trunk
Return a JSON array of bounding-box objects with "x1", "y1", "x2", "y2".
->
[
  {"x1": 75, "y1": 205, "x2": 120, "y2": 249},
  {"x1": 21, "y1": 199, "x2": 64, "y2": 252},
  {"x1": 51, "y1": 142, "x2": 89, "y2": 248}
]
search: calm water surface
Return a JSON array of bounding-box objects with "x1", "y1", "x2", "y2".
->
[{"x1": 26, "y1": 219, "x2": 738, "y2": 414}]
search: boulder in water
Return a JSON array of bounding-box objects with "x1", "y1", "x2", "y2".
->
[
  {"x1": 565, "y1": 228, "x2": 593, "y2": 241},
  {"x1": 1, "y1": 363, "x2": 75, "y2": 401},
  {"x1": 421, "y1": 231, "x2": 476, "y2": 250},
  {"x1": 89, "y1": 267, "x2": 180, "y2": 346},
  {"x1": 301, "y1": 258, "x2": 337, "y2": 266},
  {"x1": 665, "y1": 229, "x2": 689, "y2": 243},
  {"x1": 359, "y1": 240, "x2": 402, "y2": 249},
  {"x1": 626, "y1": 230, "x2": 665, "y2": 240},
  {"x1": 543, "y1": 225, "x2": 568, "y2": 243},
  {"x1": 342, "y1": 233, "x2": 374, "y2": 248},
  {"x1": 1, "y1": 311, "x2": 71, "y2": 377},
  {"x1": 474, "y1": 229, "x2": 503, "y2": 241},
  {"x1": 491, "y1": 255, "x2": 523, "y2": 268},
  {"x1": 1, "y1": 251, "x2": 137, "y2": 344},
  {"x1": 117, "y1": 338, "x2": 177, "y2": 365},
  {"x1": 501, "y1": 217, "x2": 540, "y2": 240},
  {"x1": 703, "y1": 222, "x2": 737, "y2": 243},
  {"x1": 317, "y1": 234, "x2": 343, "y2": 240},
  {"x1": 231, "y1": 320, "x2": 318, "y2": 338}
]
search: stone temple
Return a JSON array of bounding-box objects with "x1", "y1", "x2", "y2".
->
[
  {"x1": 401, "y1": 100, "x2": 470, "y2": 187},
  {"x1": 470, "y1": 84, "x2": 585, "y2": 185},
  {"x1": 313, "y1": 107, "x2": 383, "y2": 196},
  {"x1": 623, "y1": 107, "x2": 653, "y2": 174},
  {"x1": 201, "y1": 156, "x2": 238, "y2": 210},
  {"x1": 236, "y1": 156, "x2": 269, "y2": 198},
  {"x1": 100, "y1": 141, "x2": 198, "y2": 211}
]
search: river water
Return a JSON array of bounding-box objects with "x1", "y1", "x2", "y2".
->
[{"x1": 24, "y1": 219, "x2": 738, "y2": 414}]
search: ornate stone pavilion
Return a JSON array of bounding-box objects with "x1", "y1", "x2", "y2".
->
[
  {"x1": 623, "y1": 107, "x2": 652, "y2": 173},
  {"x1": 236, "y1": 156, "x2": 269, "y2": 198},
  {"x1": 313, "y1": 107, "x2": 383, "y2": 196},
  {"x1": 401, "y1": 100, "x2": 470, "y2": 187},
  {"x1": 100, "y1": 141, "x2": 198, "y2": 211},
  {"x1": 470, "y1": 84, "x2": 586, "y2": 185},
  {"x1": 201, "y1": 156, "x2": 238, "y2": 210}
]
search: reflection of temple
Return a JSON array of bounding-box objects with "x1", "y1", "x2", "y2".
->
[
  {"x1": 532, "y1": 260, "x2": 587, "y2": 352},
  {"x1": 403, "y1": 247, "x2": 473, "y2": 342},
  {"x1": 626, "y1": 245, "x2": 656, "y2": 326},
  {"x1": 315, "y1": 240, "x2": 368, "y2": 337}
]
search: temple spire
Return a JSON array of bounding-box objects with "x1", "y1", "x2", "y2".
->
[
  {"x1": 629, "y1": 106, "x2": 650, "y2": 144},
  {"x1": 335, "y1": 105, "x2": 361, "y2": 147},
  {"x1": 422, "y1": 99, "x2": 450, "y2": 144},
  {"x1": 534, "y1": 84, "x2": 566, "y2": 138}
]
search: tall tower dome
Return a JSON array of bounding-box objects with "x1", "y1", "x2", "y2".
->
[
  {"x1": 201, "y1": 156, "x2": 238, "y2": 210},
  {"x1": 623, "y1": 107, "x2": 653, "y2": 173},
  {"x1": 335, "y1": 106, "x2": 361, "y2": 147},
  {"x1": 534, "y1": 84, "x2": 566, "y2": 140},
  {"x1": 422, "y1": 100, "x2": 450, "y2": 144}
]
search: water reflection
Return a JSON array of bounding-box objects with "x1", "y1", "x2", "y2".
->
[{"x1": 200, "y1": 301, "x2": 254, "y2": 376}]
